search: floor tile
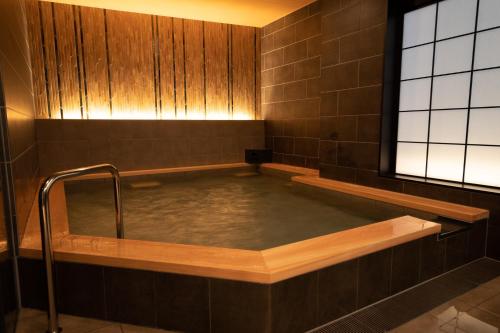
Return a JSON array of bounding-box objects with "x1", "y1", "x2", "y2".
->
[
  {"x1": 89, "y1": 325, "x2": 123, "y2": 333},
  {"x1": 478, "y1": 293, "x2": 500, "y2": 316},
  {"x1": 455, "y1": 308, "x2": 500, "y2": 332},
  {"x1": 389, "y1": 313, "x2": 443, "y2": 332},
  {"x1": 456, "y1": 285, "x2": 500, "y2": 307},
  {"x1": 429, "y1": 298, "x2": 474, "y2": 325}
]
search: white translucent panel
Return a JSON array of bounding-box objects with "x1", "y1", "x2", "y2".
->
[
  {"x1": 465, "y1": 146, "x2": 500, "y2": 187},
  {"x1": 427, "y1": 144, "x2": 465, "y2": 181},
  {"x1": 401, "y1": 44, "x2": 434, "y2": 80},
  {"x1": 396, "y1": 142, "x2": 428, "y2": 177},
  {"x1": 399, "y1": 78, "x2": 431, "y2": 111},
  {"x1": 478, "y1": 0, "x2": 500, "y2": 30},
  {"x1": 432, "y1": 73, "x2": 471, "y2": 109},
  {"x1": 471, "y1": 68, "x2": 500, "y2": 107},
  {"x1": 474, "y1": 29, "x2": 500, "y2": 70},
  {"x1": 429, "y1": 109, "x2": 467, "y2": 143},
  {"x1": 403, "y1": 4, "x2": 437, "y2": 48},
  {"x1": 468, "y1": 108, "x2": 500, "y2": 145},
  {"x1": 434, "y1": 35, "x2": 473, "y2": 75},
  {"x1": 436, "y1": 0, "x2": 477, "y2": 40},
  {"x1": 397, "y1": 111, "x2": 429, "y2": 142}
]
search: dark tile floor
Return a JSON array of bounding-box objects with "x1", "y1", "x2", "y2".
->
[{"x1": 310, "y1": 258, "x2": 500, "y2": 333}]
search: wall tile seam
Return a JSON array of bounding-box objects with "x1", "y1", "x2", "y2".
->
[
  {"x1": 9, "y1": 142, "x2": 37, "y2": 164},
  {"x1": 321, "y1": 0, "x2": 367, "y2": 18},
  {"x1": 0, "y1": 50, "x2": 34, "y2": 94},
  {"x1": 320, "y1": 83, "x2": 381, "y2": 94},
  {"x1": 321, "y1": 22, "x2": 386, "y2": 44},
  {"x1": 262, "y1": 12, "x2": 321, "y2": 40},
  {"x1": 332, "y1": 53, "x2": 385, "y2": 69},
  {"x1": 261, "y1": 32, "x2": 323, "y2": 56},
  {"x1": 262, "y1": 76, "x2": 322, "y2": 89},
  {"x1": 263, "y1": 55, "x2": 321, "y2": 70}
]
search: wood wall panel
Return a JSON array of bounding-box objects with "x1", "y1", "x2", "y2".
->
[
  {"x1": 106, "y1": 10, "x2": 156, "y2": 119},
  {"x1": 157, "y1": 16, "x2": 176, "y2": 119},
  {"x1": 172, "y1": 18, "x2": 186, "y2": 119},
  {"x1": 232, "y1": 26, "x2": 256, "y2": 120},
  {"x1": 25, "y1": 0, "x2": 48, "y2": 119},
  {"x1": 39, "y1": 2, "x2": 61, "y2": 119},
  {"x1": 27, "y1": 1, "x2": 259, "y2": 120},
  {"x1": 79, "y1": 7, "x2": 110, "y2": 119},
  {"x1": 183, "y1": 20, "x2": 205, "y2": 119},
  {"x1": 53, "y1": 3, "x2": 81, "y2": 119},
  {"x1": 204, "y1": 22, "x2": 229, "y2": 119}
]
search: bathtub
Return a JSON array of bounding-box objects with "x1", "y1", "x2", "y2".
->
[{"x1": 18, "y1": 163, "x2": 489, "y2": 332}]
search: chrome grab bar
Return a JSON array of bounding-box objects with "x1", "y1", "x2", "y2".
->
[{"x1": 38, "y1": 164, "x2": 124, "y2": 333}]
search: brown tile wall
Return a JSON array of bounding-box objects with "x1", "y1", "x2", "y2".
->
[
  {"x1": 263, "y1": 0, "x2": 499, "y2": 259},
  {"x1": 0, "y1": 0, "x2": 40, "y2": 246},
  {"x1": 36, "y1": 120, "x2": 265, "y2": 175},
  {"x1": 261, "y1": 2, "x2": 322, "y2": 169}
]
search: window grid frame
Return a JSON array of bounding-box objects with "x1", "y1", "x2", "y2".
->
[{"x1": 395, "y1": 0, "x2": 500, "y2": 188}]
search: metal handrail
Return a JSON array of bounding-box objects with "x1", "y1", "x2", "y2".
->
[{"x1": 38, "y1": 164, "x2": 124, "y2": 333}]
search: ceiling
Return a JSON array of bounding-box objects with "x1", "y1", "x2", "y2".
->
[{"x1": 41, "y1": 0, "x2": 316, "y2": 27}]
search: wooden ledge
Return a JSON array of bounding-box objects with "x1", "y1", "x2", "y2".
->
[
  {"x1": 292, "y1": 176, "x2": 489, "y2": 223},
  {"x1": 260, "y1": 163, "x2": 319, "y2": 176},
  {"x1": 21, "y1": 213, "x2": 440, "y2": 283}
]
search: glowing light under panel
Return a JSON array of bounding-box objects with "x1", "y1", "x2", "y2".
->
[
  {"x1": 427, "y1": 144, "x2": 465, "y2": 182},
  {"x1": 429, "y1": 109, "x2": 467, "y2": 144},
  {"x1": 397, "y1": 111, "x2": 429, "y2": 142},
  {"x1": 396, "y1": 142, "x2": 427, "y2": 177},
  {"x1": 399, "y1": 78, "x2": 431, "y2": 111},
  {"x1": 436, "y1": 0, "x2": 477, "y2": 40},
  {"x1": 465, "y1": 146, "x2": 500, "y2": 188},
  {"x1": 401, "y1": 44, "x2": 433, "y2": 80},
  {"x1": 468, "y1": 108, "x2": 500, "y2": 145},
  {"x1": 402, "y1": 4, "x2": 436, "y2": 48}
]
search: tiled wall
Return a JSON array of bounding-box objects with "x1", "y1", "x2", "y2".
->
[
  {"x1": 18, "y1": 222, "x2": 486, "y2": 332},
  {"x1": 261, "y1": 2, "x2": 321, "y2": 169},
  {"x1": 0, "y1": 0, "x2": 40, "y2": 248},
  {"x1": 262, "y1": 0, "x2": 500, "y2": 260},
  {"x1": 36, "y1": 120, "x2": 265, "y2": 175}
]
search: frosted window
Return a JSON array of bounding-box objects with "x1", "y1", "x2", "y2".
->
[
  {"x1": 403, "y1": 4, "x2": 437, "y2": 48},
  {"x1": 396, "y1": 143, "x2": 427, "y2": 177},
  {"x1": 401, "y1": 44, "x2": 434, "y2": 80},
  {"x1": 427, "y1": 144, "x2": 465, "y2": 181},
  {"x1": 477, "y1": 0, "x2": 500, "y2": 31},
  {"x1": 434, "y1": 35, "x2": 473, "y2": 75},
  {"x1": 397, "y1": 111, "x2": 429, "y2": 142},
  {"x1": 471, "y1": 68, "x2": 500, "y2": 107},
  {"x1": 399, "y1": 78, "x2": 431, "y2": 111},
  {"x1": 474, "y1": 29, "x2": 500, "y2": 70},
  {"x1": 436, "y1": 0, "x2": 477, "y2": 40},
  {"x1": 432, "y1": 73, "x2": 470, "y2": 109},
  {"x1": 465, "y1": 146, "x2": 500, "y2": 187},
  {"x1": 429, "y1": 110, "x2": 467, "y2": 143},
  {"x1": 468, "y1": 108, "x2": 500, "y2": 145}
]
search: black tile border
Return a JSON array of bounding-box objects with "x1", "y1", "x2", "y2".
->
[{"x1": 17, "y1": 223, "x2": 488, "y2": 333}]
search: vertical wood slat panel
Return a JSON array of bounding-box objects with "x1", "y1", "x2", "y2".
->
[
  {"x1": 106, "y1": 10, "x2": 155, "y2": 119},
  {"x1": 25, "y1": 0, "x2": 48, "y2": 119},
  {"x1": 204, "y1": 22, "x2": 229, "y2": 119},
  {"x1": 53, "y1": 3, "x2": 81, "y2": 119},
  {"x1": 255, "y1": 29, "x2": 261, "y2": 120},
  {"x1": 40, "y1": 2, "x2": 61, "y2": 119},
  {"x1": 157, "y1": 16, "x2": 176, "y2": 119},
  {"x1": 79, "y1": 7, "x2": 110, "y2": 119},
  {"x1": 184, "y1": 20, "x2": 205, "y2": 119},
  {"x1": 74, "y1": 6, "x2": 87, "y2": 118},
  {"x1": 232, "y1": 25, "x2": 255, "y2": 120},
  {"x1": 172, "y1": 18, "x2": 186, "y2": 119}
]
